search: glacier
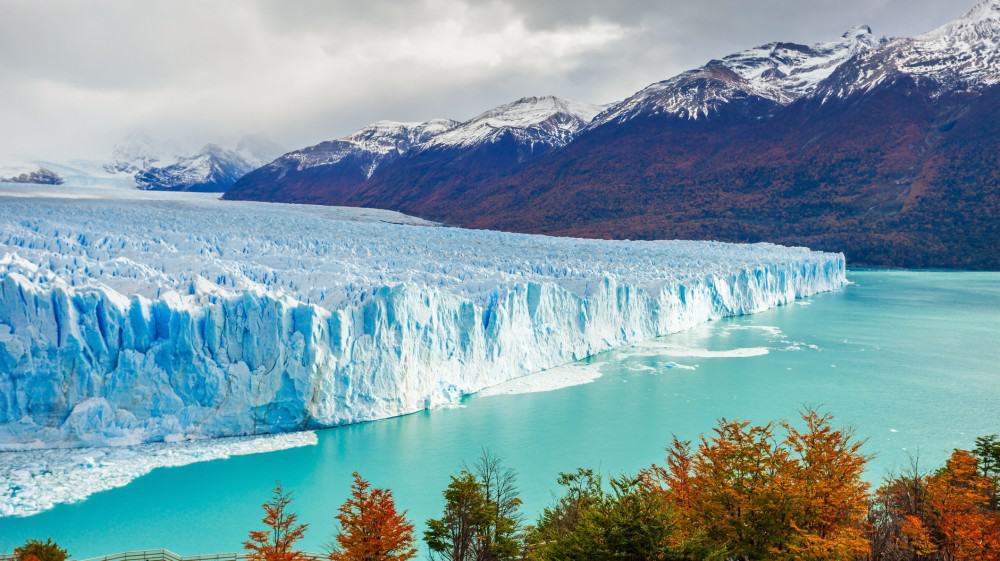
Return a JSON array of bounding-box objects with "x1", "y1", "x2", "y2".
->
[{"x1": 0, "y1": 182, "x2": 846, "y2": 450}]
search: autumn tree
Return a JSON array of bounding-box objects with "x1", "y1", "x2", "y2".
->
[
  {"x1": 868, "y1": 442, "x2": 1000, "y2": 561},
  {"x1": 245, "y1": 482, "x2": 310, "y2": 561},
  {"x1": 864, "y1": 460, "x2": 936, "y2": 561},
  {"x1": 781, "y1": 409, "x2": 870, "y2": 560},
  {"x1": 329, "y1": 472, "x2": 417, "y2": 561},
  {"x1": 14, "y1": 539, "x2": 68, "y2": 561},
  {"x1": 651, "y1": 409, "x2": 870, "y2": 561},
  {"x1": 924, "y1": 450, "x2": 1000, "y2": 561}
]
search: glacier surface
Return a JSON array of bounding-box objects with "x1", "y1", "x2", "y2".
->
[{"x1": 0, "y1": 182, "x2": 846, "y2": 450}]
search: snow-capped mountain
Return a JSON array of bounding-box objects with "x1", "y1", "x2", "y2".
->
[
  {"x1": 133, "y1": 144, "x2": 258, "y2": 192},
  {"x1": 105, "y1": 132, "x2": 162, "y2": 175},
  {"x1": 279, "y1": 119, "x2": 457, "y2": 179},
  {"x1": 817, "y1": 0, "x2": 1000, "y2": 100},
  {"x1": 422, "y1": 96, "x2": 604, "y2": 151},
  {"x1": 227, "y1": 0, "x2": 1000, "y2": 269},
  {"x1": 592, "y1": 26, "x2": 878, "y2": 125},
  {"x1": 225, "y1": 96, "x2": 598, "y2": 204},
  {"x1": 105, "y1": 135, "x2": 282, "y2": 192}
]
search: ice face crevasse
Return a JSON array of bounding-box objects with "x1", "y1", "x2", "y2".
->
[{"x1": 0, "y1": 194, "x2": 847, "y2": 450}]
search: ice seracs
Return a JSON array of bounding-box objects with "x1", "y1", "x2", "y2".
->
[{"x1": 0, "y1": 183, "x2": 846, "y2": 450}]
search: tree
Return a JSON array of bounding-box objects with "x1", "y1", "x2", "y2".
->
[
  {"x1": 245, "y1": 482, "x2": 310, "y2": 561},
  {"x1": 781, "y1": 409, "x2": 870, "y2": 561},
  {"x1": 650, "y1": 409, "x2": 870, "y2": 561},
  {"x1": 868, "y1": 445, "x2": 1000, "y2": 561},
  {"x1": 471, "y1": 450, "x2": 524, "y2": 561},
  {"x1": 974, "y1": 434, "x2": 1000, "y2": 510},
  {"x1": 527, "y1": 469, "x2": 678, "y2": 561},
  {"x1": 14, "y1": 539, "x2": 68, "y2": 561},
  {"x1": 329, "y1": 472, "x2": 417, "y2": 561},
  {"x1": 425, "y1": 472, "x2": 494, "y2": 561},
  {"x1": 924, "y1": 450, "x2": 1000, "y2": 561}
]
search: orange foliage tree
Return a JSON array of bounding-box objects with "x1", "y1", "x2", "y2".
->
[
  {"x1": 924, "y1": 450, "x2": 1000, "y2": 561},
  {"x1": 651, "y1": 409, "x2": 869, "y2": 561},
  {"x1": 329, "y1": 472, "x2": 417, "y2": 561},
  {"x1": 245, "y1": 483, "x2": 310, "y2": 561}
]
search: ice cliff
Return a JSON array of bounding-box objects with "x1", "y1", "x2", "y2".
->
[{"x1": 0, "y1": 186, "x2": 846, "y2": 449}]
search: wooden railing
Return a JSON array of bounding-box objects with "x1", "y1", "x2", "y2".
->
[{"x1": 0, "y1": 550, "x2": 327, "y2": 561}]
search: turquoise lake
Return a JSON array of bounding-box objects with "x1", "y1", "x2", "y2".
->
[{"x1": 1, "y1": 270, "x2": 998, "y2": 556}]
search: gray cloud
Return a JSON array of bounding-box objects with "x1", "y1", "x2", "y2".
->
[{"x1": 0, "y1": 0, "x2": 973, "y2": 162}]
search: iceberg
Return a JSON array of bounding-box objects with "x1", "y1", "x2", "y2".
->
[{"x1": 0, "y1": 184, "x2": 846, "y2": 449}]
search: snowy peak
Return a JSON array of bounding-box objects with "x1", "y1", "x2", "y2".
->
[
  {"x1": 134, "y1": 144, "x2": 256, "y2": 192},
  {"x1": 593, "y1": 26, "x2": 877, "y2": 124},
  {"x1": 818, "y1": 1, "x2": 1000, "y2": 99},
  {"x1": 279, "y1": 118, "x2": 459, "y2": 178},
  {"x1": 423, "y1": 95, "x2": 605, "y2": 150},
  {"x1": 271, "y1": 95, "x2": 601, "y2": 176}
]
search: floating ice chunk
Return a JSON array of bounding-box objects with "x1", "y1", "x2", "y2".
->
[
  {"x1": 0, "y1": 431, "x2": 317, "y2": 518},
  {"x1": 477, "y1": 363, "x2": 605, "y2": 397}
]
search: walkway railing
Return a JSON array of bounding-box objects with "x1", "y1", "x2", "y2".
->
[{"x1": 0, "y1": 550, "x2": 328, "y2": 561}]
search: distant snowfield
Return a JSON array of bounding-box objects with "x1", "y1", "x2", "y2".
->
[{"x1": 0, "y1": 179, "x2": 845, "y2": 514}]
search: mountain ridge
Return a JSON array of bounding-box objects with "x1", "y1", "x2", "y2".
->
[{"x1": 225, "y1": 0, "x2": 1000, "y2": 269}]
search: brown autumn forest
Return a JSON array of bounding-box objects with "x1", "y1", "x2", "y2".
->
[{"x1": 14, "y1": 410, "x2": 1000, "y2": 561}]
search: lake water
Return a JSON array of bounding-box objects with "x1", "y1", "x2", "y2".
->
[{"x1": 1, "y1": 270, "x2": 998, "y2": 556}]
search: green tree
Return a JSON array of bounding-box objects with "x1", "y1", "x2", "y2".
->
[
  {"x1": 425, "y1": 471, "x2": 494, "y2": 561},
  {"x1": 527, "y1": 469, "x2": 678, "y2": 561},
  {"x1": 472, "y1": 450, "x2": 524, "y2": 561},
  {"x1": 14, "y1": 539, "x2": 68, "y2": 561},
  {"x1": 974, "y1": 434, "x2": 1000, "y2": 510}
]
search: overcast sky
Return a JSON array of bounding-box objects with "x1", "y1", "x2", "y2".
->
[{"x1": 0, "y1": 0, "x2": 976, "y2": 162}]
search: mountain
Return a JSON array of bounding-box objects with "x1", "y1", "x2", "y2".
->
[
  {"x1": 224, "y1": 119, "x2": 456, "y2": 203},
  {"x1": 0, "y1": 166, "x2": 64, "y2": 185},
  {"x1": 590, "y1": 25, "x2": 877, "y2": 125},
  {"x1": 224, "y1": 96, "x2": 602, "y2": 205},
  {"x1": 133, "y1": 144, "x2": 259, "y2": 192},
  {"x1": 225, "y1": 0, "x2": 1000, "y2": 269},
  {"x1": 108, "y1": 135, "x2": 283, "y2": 192}
]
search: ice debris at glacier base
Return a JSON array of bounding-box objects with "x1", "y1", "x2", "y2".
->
[
  {"x1": 0, "y1": 430, "x2": 317, "y2": 517},
  {"x1": 0, "y1": 183, "x2": 847, "y2": 449}
]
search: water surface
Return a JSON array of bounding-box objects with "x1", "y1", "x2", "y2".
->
[{"x1": 1, "y1": 270, "x2": 997, "y2": 555}]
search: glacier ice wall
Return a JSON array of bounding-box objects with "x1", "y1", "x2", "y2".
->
[{"x1": 0, "y1": 188, "x2": 846, "y2": 449}]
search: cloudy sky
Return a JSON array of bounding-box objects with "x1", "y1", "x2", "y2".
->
[{"x1": 0, "y1": 0, "x2": 975, "y2": 162}]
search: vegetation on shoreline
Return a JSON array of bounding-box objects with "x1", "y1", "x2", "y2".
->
[{"x1": 13, "y1": 412, "x2": 999, "y2": 561}]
